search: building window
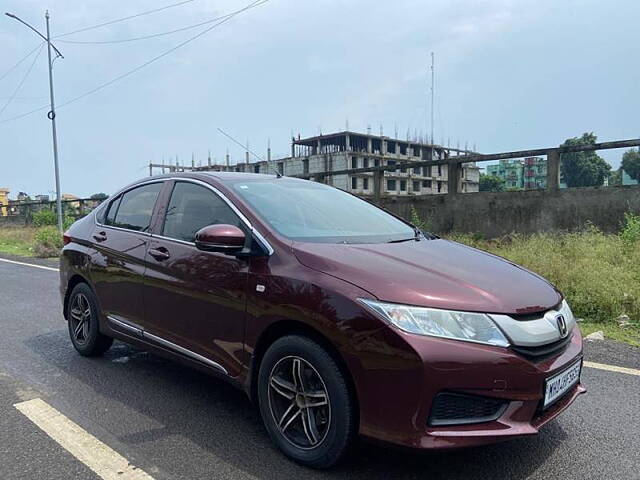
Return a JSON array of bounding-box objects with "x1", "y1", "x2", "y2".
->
[
  {"x1": 277, "y1": 162, "x2": 284, "y2": 175},
  {"x1": 363, "y1": 178, "x2": 369, "y2": 190},
  {"x1": 461, "y1": 168, "x2": 465, "y2": 178},
  {"x1": 351, "y1": 156, "x2": 358, "y2": 169},
  {"x1": 400, "y1": 163, "x2": 407, "y2": 173},
  {"x1": 414, "y1": 167, "x2": 422, "y2": 175},
  {"x1": 400, "y1": 180, "x2": 407, "y2": 191},
  {"x1": 363, "y1": 158, "x2": 369, "y2": 168},
  {"x1": 422, "y1": 180, "x2": 432, "y2": 188},
  {"x1": 437, "y1": 165, "x2": 442, "y2": 176},
  {"x1": 254, "y1": 164, "x2": 260, "y2": 173},
  {"x1": 303, "y1": 158, "x2": 309, "y2": 175},
  {"x1": 374, "y1": 158, "x2": 380, "y2": 167},
  {"x1": 351, "y1": 177, "x2": 357, "y2": 190},
  {"x1": 437, "y1": 181, "x2": 442, "y2": 192},
  {"x1": 387, "y1": 179, "x2": 396, "y2": 191},
  {"x1": 412, "y1": 181, "x2": 420, "y2": 192}
]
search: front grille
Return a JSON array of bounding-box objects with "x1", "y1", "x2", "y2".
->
[
  {"x1": 510, "y1": 336, "x2": 571, "y2": 362},
  {"x1": 428, "y1": 392, "x2": 508, "y2": 426}
]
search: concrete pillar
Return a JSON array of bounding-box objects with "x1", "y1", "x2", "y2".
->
[
  {"x1": 345, "y1": 134, "x2": 350, "y2": 152},
  {"x1": 373, "y1": 170, "x2": 382, "y2": 202},
  {"x1": 547, "y1": 149, "x2": 560, "y2": 192},
  {"x1": 291, "y1": 142, "x2": 295, "y2": 157},
  {"x1": 447, "y1": 162, "x2": 461, "y2": 196},
  {"x1": 367, "y1": 137, "x2": 372, "y2": 153}
]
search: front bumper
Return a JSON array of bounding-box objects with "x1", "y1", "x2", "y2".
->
[{"x1": 354, "y1": 325, "x2": 585, "y2": 449}]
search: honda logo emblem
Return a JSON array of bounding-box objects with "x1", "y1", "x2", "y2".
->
[{"x1": 556, "y1": 314, "x2": 568, "y2": 338}]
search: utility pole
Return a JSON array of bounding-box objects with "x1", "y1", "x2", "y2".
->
[{"x1": 6, "y1": 11, "x2": 64, "y2": 232}]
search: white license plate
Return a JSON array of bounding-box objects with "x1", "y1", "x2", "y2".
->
[{"x1": 543, "y1": 359, "x2": 582, "y2": 408}]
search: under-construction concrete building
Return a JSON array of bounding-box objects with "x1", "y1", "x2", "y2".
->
[{"x1": 233, "y1": 131, "x2": 479, "y2": 196}]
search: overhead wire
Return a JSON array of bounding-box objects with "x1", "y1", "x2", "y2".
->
[
  {"x1": 56, "y1": 0, "x2": 269, "y2": 45},
  {"x1": 54, "y1": 0, "x2": 196, "y2": 38},
  {"x1": 0, "y1": 42, "x2": 44, "y2": 83},
  {"x1": 0, "y1": 0, "x2": 268, "y2": 125},
  {"x1": 0, "y1": 43, "x2": 45, "y2": 117}
]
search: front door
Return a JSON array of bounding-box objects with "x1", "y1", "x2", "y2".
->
[
  {"x1": 143, "y1": 180, "x2": 249, "y2": 377},
  {"x1": 91, "y1": 181, "x2": 164, "y2": 332}
]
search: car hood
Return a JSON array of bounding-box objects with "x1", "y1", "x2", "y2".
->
[{"x1": 292, "y1": 238, "x2": 561, "y2": 315}]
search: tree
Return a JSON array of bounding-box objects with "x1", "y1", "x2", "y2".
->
[
  {"x1": 560, "y1": 133, "x2": 611, "y2": 187},
  {"x1": 621, "y1": 148, "x2": 640, "y2": 182},
  {"x1": 479, "y1": 173, "x2": 505, "y2": 192},
  {"x1": 90, "y1": 193, "x2": 108, "y2": 200}
]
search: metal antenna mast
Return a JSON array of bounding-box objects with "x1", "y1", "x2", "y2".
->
[
  {"x1": 430, "y1": 51, "x2": 435, "y2": 146},
  {"x1": 6, "y1": 11, "x2": 64, "y2": 232}
]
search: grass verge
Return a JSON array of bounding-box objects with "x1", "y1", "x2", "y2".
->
[
  {"x1": 0, "y1": 227, "x2": 37, "y2": 257},
  {"x1": 447, "y1": 226, "x2": 640, "y2": 347}
]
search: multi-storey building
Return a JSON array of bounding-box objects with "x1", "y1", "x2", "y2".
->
[
  {"x1": 233, "y1": 131, "x2": 479, "y2": 195},
  {"x1": 485, "y1": 157, "x2": 548, "y2": 190},
  {"x1": 486, "y1": 159, "x2": 524, "y2": 189},
  {"x1": 523, "y1": 156, "x2": 547, "y2": 189}
]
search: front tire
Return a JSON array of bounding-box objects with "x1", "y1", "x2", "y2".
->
[
  {"x1": 67, "y1": 283, "x2": 113, "y2": 356},
  {"x1": 257, "y1": 335, "x2": 356, "y2": 468}
]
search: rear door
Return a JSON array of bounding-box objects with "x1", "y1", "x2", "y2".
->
[
  {"x1": 142, "y1": 180, "x2": 249, "y2": 377},
  {"x1": 91, "y1": 181, "x2": 164, "y2": 333}
]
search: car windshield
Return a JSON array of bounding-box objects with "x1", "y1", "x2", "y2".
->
[{"x1": 230, "y1": 178, "x2": 416, "y2": 243}]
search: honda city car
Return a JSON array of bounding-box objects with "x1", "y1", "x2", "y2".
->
[{"x1": 60, "y1": 172, "x2": 585, "y2": 468}]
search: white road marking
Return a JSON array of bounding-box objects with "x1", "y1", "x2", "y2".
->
[
  {"x1": 0, "y1": 257, "x2": 59, "y2": 272},
  {"x1": 584, "y1": 361, "x2": 640, "y2": 376},
  {"x1": 14, "y1": 398, "x2": 154, "y2": 480}
]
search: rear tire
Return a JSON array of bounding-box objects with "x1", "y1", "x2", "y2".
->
[
  {"x1": 67, "y1": 283, "x2": 113, "y2": 356},
  {"x1": 257, "y1": 335, "x2": 356, "y2": 469}
]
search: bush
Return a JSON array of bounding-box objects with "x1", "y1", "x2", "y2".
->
[
  {"x1": 33, "y1": 226, "x2": 63, "y2": 258},
  {"x1": 32, "y1": 209, "x2": 57, "y2": 227},
  {"x1": 620, "y1": 212, "x2": 640, "y2": 246},
  {"x1": 409, "y1": 206, "x2": 433, "y2": 232},
  {"x1": 448, "y1": 227, "x2": 640, "y2": 325}
]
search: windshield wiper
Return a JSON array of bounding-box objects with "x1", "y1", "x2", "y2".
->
[{"x1": 388, "y1": 236, "x2": 418, "y2": 243}]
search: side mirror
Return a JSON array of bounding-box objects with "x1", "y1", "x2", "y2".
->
[{"x1": 194, "y1": 224, "x2": 245, "y2": 254}]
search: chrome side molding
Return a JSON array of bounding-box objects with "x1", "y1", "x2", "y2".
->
[{"x1": 106, "y1": 315, "x2": 228, "y2": 375}]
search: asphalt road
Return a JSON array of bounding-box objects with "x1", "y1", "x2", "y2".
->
[{"x1": 0, "y1": 257, "x2": 639, "y2": 480}]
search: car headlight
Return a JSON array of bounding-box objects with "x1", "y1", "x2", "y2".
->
[{"x1": 359, "y1": 299, "x2": 510, "y2": 347}]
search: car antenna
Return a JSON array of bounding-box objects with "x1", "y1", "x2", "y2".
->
[{"x1": 217, "y1": 128, "x2": 282, "y2": 178}]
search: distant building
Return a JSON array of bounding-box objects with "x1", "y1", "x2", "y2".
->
[
  {"x1": 0, "y1": 188, "x2": 9, "y2": 216},
  {"x1": 233, "y1": 131, "x2": 480, "y2": 195},
  {"x1": 486, "y1": 159, "x2": 525, "y2": 189},
  {"x1": 622, "y1": 169, "x2": 638, "y2": 186},
  {"x1": 486, "y1": 156, "x2": 547, "y2": 190},
  {"x1": 523, "y1": 157, "x2": 547, "y2": 189},
  {"x1": 35, "y1": 194, "x2": 50, "y2": 202}
]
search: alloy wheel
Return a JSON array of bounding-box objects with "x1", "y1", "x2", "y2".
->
[
  {"x1": 268, "y1": 356, "x2": 331, "y2": 450},
  {"x1": 69, "y1": 292, "x2": 91, "y2": 346}
]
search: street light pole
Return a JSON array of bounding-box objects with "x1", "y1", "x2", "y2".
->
[
  {"x1": 44, "y1": 11, "x2": 63, "y2": 233},
  {"x1": 5, "y1": 11, "x2": 64, "y2": 233}
]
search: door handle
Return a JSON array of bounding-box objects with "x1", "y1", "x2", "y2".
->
[
  {"x1": 148, "y1": 247, "x2": 170, "y2": 261},
  {"x1": 93, "y1": 231, "x2": 107, "y2": 242}
]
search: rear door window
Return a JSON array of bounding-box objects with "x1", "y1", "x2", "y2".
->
[
  {"x1": 110, "y1": 183, "x2": 162, "y2": 232},
  {"x1": 162, "y1": 182, "x2": 242, "y2": 242}
]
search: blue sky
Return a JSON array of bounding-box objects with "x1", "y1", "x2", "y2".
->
[{"x1": 1, "y1": 0, "x2": 638, "y2": 197}]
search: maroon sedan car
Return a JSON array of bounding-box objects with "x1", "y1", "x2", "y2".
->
[{"x1": 60, "y1": 172, "x2": 585, "y2": 468}]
